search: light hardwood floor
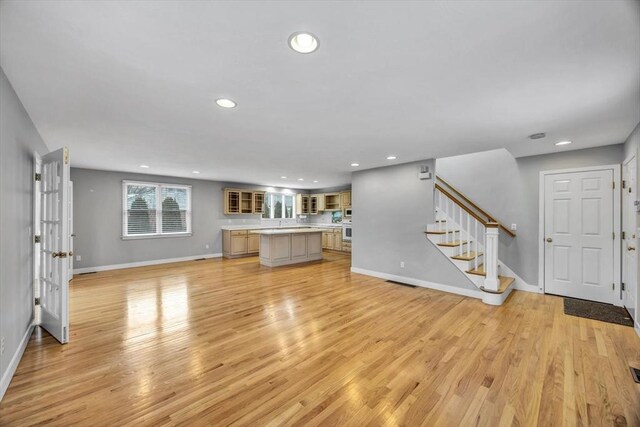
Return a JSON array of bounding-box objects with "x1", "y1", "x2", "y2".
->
[{"x1": 1, "y1": 252, "x2": 639, "y2": 426}]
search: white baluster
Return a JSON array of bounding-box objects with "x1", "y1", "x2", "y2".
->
[
  {"x1": 474, "y1": 220, "x2": 479, "y2": 270},
  {"x1": 445, "y1": 198, "x2": 450, "y2": 242},
  {"x1": 484, "y1": 223, "x2": 500, "y2": 291},
  {"x1": 458, "y1": 205, "x2": 463, "y2": 254},
  {"x1": 466, "y1": 212, "x2": 470, "y2": 256}
]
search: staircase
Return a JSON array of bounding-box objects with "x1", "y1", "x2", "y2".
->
[{"x1": 425, "y1": 176, "x2": 517, "y2": 305}]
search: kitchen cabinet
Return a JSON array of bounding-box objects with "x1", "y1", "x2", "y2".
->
[
  {"x1": 324, "y1": 193, "x2": 341, "y2": 211},
  {"x1": 295, "y1": 194, "x2": 310, "y2": 215},
  {"x1": 321, "y1": 228, "x2": 348, "y2": 252},
  {"x1": 340, "y1": 191, "x2": 351, "y2": 208},
  {"x1": 247, "y1": 233, "x2": 260, "y2": 253},
  {"x1": 224, "y1": 188, "x2": 265, "y2": 215},
  {"x1": 310, "y1": 195, "x2": 320, "y2": 214},
  {"x1": 223, "y1": 229, "x2": 259, "y2": 258}
]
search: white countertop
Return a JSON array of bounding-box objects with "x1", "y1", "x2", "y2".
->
[
  {"x1": 221, "y1": 224, "x2": 342, "y2": 231},
  {"x1": 250, "y1": 227, "x2": 325, "y2": 235}
]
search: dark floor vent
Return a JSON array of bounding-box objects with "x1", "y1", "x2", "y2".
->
[
  {"x1": 194, "y1": 258, "x2": 206, "y2": 261},
  {"x1": 79, "y1": 271, "x2": 96, "y2": 275},
  {"x1": 631, "y1": 367, "x2": 640, "y2": 384},
  {"x1": 386, "y1": 280, "x2": 417, "y2": 288}
]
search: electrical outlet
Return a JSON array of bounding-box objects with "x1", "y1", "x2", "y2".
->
[
  {"x1": 1, "y1": 337, "x2": 5, "y2": 356},
  {"x1": 205, "y1": 244, "x2": 210, "y2": 249},
  {"x1": 511, "y1": 223, "x2": 517, "y2": 231},
  {"x1": 400, "y1": 261, "x2": 405, "y2": 268},
  {"x1": 76, "y1": 255, "x2": 81, "y2": 261}
]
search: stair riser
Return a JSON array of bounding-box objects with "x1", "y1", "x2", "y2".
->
[
  {"x1": 437, "y1": 244, "x2": 470, "y2": 257},
  {"x1": 452, "y1": 256, "x2": 484, "y2": 271}
]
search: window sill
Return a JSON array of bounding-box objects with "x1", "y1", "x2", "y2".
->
[{"x1": 122, "y1": 233, "x2": 192, "y2": 241}]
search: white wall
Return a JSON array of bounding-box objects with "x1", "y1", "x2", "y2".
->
[
  {"x1": 623, "y1": 122, "x2": 640, "y2": 330},
  {"x1": 437, "y1": 144, "x2": 624, "y2": 286},
  {"x1": 0, "y1": 68, "x2": 49, "y2": 399},
  {"x1": 352, "y1": 160, "x2": 478, "y2": 294}
]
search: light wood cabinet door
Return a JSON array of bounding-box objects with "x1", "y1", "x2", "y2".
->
[
  {"x1": 230, "y1": 235, "x2": 248, "y2": 255},
  {"x1": 322, "y1": 232, "x2": 328, "y2": 248},
  {"x1": 247, "y1": 234, "x2": 260, "y2": 253},
  {"x1": 340, "y1": 191, "x2": 351, "y2": 207},
  {"x1": 224, "y1": 189, "x2": 241, "y2": 214},
  {"x1": 252, "y1": 192, "x2": 265, "y2": 214},
  {"x1": 333, "y1": 230, "x2": 342, "y2": 251},
  {"x1": 310, "y1": 196, "x2": 318, "y2": 214}
]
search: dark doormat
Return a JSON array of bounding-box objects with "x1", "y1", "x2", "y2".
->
[{"x1": 563, "y1": 297, "x2": 634, "y2": 327}]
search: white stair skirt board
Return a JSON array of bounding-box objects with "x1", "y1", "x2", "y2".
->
[
  {"x1": 73, "y1": 253, "x2": 223, "y2": 275},
  {"x1": 350, "y1": 267, "x2": 483, "y2": 300},
  {"x1": 0, "y1": 323, "x2": 34, "y2": 401}
]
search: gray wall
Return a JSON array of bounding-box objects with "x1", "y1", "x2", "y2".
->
[
  {"x1": 352, "y1": 160, "x2": 476, "y2": 291},
  {"x1": 71, "y1": 168, "x2": 310, "y2": 269},
  {"x1": 437, "y1": 144, "x2": 624, "y2": 286},
  {"x1": 0, "y1": 68, "x2": 49, "y2": 394}
]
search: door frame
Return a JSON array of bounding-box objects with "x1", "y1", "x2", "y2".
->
[
  {"x1": 538, "y1": 164, "x2": 621, "y2": 305},
  {"x1": 33, "y1": 151, "x2": 41, "y2": 325},
  {"x1": 622, "y1": 151, "x2": 638, "y2": 316}
]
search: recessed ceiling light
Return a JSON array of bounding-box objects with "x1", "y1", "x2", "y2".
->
[
  {"x1": 288, "y1": 32, "x2": 319, "y2": 54},
  {"x1": 298, "y1": 178, "x2": 304, "y2": 181},
  {"x1": 215, "y1": 98, "x2": 237, "y2": 108},
  {"x1": 351, "y1": 163, "x2": 359, "y2": 167},
  {"x1": 281, "y1": 176, "x2": 287, "y2": 179},
  {"x1": 555, "y1": 140, "x2": 572, "y2": 146},
  {"x1": 140, "y1": 165, "x2": 149, "y2": 168},
  {"x1": 529, "y1": 132, "x2": 546, "y2": 140},
  {"x1": 386, "y1": 156, "x2": 397, "y2": 160},
  {"x1": 192, "y1": 171, "x2": 200, "y2": 174},
  {"x1": 313, "y1": 180, "x2": 318, "y2": 183}
]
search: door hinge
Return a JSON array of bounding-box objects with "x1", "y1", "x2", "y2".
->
[
  {"x1": 622, "y1": 231, "x2": 626, "y2": 240},
  {"x1": 34, "y1": 297, "x2": 40, "y2": 306},
  {"x1": 612, "y1": 283, "x2": 615, "y2": 290},
  {"x1": 622, "y1": 282, "x2": 626, "y2": 291},
  {"x1": 622, "y1": 180, "x2": 626, "y2": 189},
  {"x1": 34, "y1": 235, "x2": 41, "y2": 244},
  {"x1": 613, "y1": 232, "x2": 615, "y2": 240},
  {"x1": 34, "y1": 173, "x2": 41, "y2": 181},
  {"x1": 613, "y1": 181, "x2": 615, "y2": 189}
]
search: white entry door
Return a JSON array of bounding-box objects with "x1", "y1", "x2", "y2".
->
[
  {"x1": 623, "y1": 155, "x2": 637, "y2": 320},
  {"x1": 39, "y1": 147, "x2": 71, "y2": 343},
  {"x1": 544, "y1": 169, "x2": 615, "y2": 303}
]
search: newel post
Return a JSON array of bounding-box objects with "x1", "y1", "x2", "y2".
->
[{"x1": 484, "y1": 222, "x2": 500, "y2": 291}]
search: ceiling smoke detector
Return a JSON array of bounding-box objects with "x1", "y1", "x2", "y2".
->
[{"x1": 528, "y1": 132, "x2": 546, "y2": 140}]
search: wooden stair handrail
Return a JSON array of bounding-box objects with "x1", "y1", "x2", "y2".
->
[
  {"x1": 435, "y1": 177, "x2": 516, "y2": 237},
  {"x1": 435, "y1": 183, "x2": 488, "y2": 226}
]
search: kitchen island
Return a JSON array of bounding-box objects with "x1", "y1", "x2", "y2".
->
[{"x1": 251, "y1": 228, "x2": 323, "y2": 267}]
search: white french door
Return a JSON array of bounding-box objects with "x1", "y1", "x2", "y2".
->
[
  {"x1": 622, "y1": 155, "x2": 637, "y2": 321},
  {"x1": 38, "y1": 147, "x2": 71, "y2": 343},
  {"x1": 543, "y1": 168, "x2": 616, "y2": 304}
]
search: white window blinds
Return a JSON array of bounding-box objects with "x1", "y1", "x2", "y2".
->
[{"x1": 123, "y1": 181, "x2": 192, "y2": 238}]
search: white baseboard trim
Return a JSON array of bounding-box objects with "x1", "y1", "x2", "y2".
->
[
  {"x1": 73, "y1": 253, "x2": 223, "y2": 275},
  {"x1": 350, "y1": 267, "x2": 483, "y2": 300},
  {"x1": 0, "y1": 323, "x2": 34, "y2": 402}
]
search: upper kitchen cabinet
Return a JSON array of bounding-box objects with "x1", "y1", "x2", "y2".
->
[
  {"x1": 340, "y1": 191, "x2": 351, "y2": 208},
  {"x1": 324, "y1": 193, "x2": 341, "y2": 211},
  {"x1": 310, "y1": 195, "x2": 318, "y2": 215},
  {"x1": 295, "y1": 194, "x2": 310, "y2": 215},
  {"x1": 224, "y1": 188, "x2": 265, "y2": 215}
]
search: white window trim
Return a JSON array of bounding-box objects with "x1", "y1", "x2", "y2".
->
[
  {"x1": 263, "y1": 192, "x2": 296, "y2": 219},
  {"x1": 122, "y1": 180, "x2": 193, "y2": 240}
]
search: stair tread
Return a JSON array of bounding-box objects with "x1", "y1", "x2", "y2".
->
[
  {"x1": 451, "y1": 251, "x2": 483, "y2": 261},
  {"x1": 437, "y1": 240, "x2": 471, "y2": 247},
  {"x1": 481, "y1": 276, "x2": 515, "y2": 294},
  {"x1": 466, "y1": 264, "x2": 486, "y2": 275},
  {"x1": 425, "y1": 229, "x2": 459, "y2": 235}
]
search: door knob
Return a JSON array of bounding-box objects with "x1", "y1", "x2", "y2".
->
[{"x1": 546, "y1": 237, "x2": 552, "y2": 243}]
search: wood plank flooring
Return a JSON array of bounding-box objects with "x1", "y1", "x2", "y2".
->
[{"x1": 1, "y1": 252, "x2": 639, "y2": 426}]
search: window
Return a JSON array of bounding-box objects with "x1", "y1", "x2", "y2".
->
[
  {"x1": 262, "y1": 193, "x2": 295, "y2": 219},
  {"x1": 123, "y1": 181, "x2": 192, "y2": 238}
]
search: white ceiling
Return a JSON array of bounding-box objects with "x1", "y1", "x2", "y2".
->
[{"x1": 1, "y1": 1, "x2": 639, "y2": 189}]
